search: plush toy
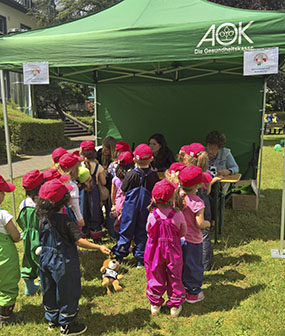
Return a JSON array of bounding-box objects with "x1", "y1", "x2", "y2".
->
[{"x1": 100, "y1": 259, "x2": 123, "y2": 296}]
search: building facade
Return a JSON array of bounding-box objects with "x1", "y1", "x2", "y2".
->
[{"x1": 0, "y1": 0, "x2": 37, "y2": 115}]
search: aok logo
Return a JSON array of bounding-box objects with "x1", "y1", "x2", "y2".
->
[{"x1": 196, "y1": 21, "x2": 254, "y2": 47}]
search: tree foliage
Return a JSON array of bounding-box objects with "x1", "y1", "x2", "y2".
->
[
  {"x1": 30, "y1": 1, "x2": 121, "y2": 118},
  {"x1": 208, "y1": 0, "x2": 285, "y2": 11},
  {"x1": 30, "y1": 0, "x2": 121, "y2": 27},
  {"x1": 34, "y1": 81, "x2": 92, "y2": 119},
  {"x1": 209, "y1": 0, "x2": 285, "y2": 111}
]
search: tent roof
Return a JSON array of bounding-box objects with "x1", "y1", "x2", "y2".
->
[{"x1": 0, "y1": 0, "x2": 284, "y2": 84}]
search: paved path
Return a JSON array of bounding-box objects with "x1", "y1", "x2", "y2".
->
[{"x1": 0, "y1": 135, "x2": 95, "y2": 180}]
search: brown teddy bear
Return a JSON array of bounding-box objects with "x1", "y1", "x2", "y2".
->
[{"x1": 100, "y1": 259, "x2": 123, "y2": 296}]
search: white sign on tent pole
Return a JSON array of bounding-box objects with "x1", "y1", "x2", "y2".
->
[
  {"x1": 243, "y1": 47, "x2": 279, "y2": 76},
  {"x1": 23, "y1": 62, "x2": 49, "y2": 84}
]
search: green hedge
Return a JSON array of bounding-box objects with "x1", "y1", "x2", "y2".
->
[
  {"x1": 8, "y1": 117, "x2": 67, "y2": 154},
  {"x1": 0, "y1": 105, "x2": 69, "y2": 159},
  {"x1": 76, "y1": 116, "x2": 94, "y2": 126}
]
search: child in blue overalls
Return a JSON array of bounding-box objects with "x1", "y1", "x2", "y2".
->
[
  {"x1": 79, "y1": 140, "x2": 106, "y2": 241},
  {"x1": 112, "y1": 144, "x2": 159, "y2": 267},
  {"x1": 36, "y1": 179, "x2": 110, "y2": 335}
]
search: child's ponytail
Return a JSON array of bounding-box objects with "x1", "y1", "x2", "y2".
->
[
  {"x1": 197, "y1": 151, "x2": 209, "y2": 172},
  {"x1": 173, "y1": 186, "x2": 185, "y2": 211}
]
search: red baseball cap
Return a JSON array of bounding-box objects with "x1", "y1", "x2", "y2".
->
[
  {"x1": 59, "y1": 153, "x2": 82, "y2": 170},
  {"x1": 169, "y1": 162, "x2": 186, "y2": 174},
  {"x1": 115, "y1": 141, "x2": 130, "y2": 152},
  {"x1": 152, "y1": 179, "x2": 177, "y2": 204},
  {"x1": 43, "y1": 169, "x2": 69, "y2": 182},
  {"x1": 80, "y1": 140, "x2": 95, "y2": 151},
  {"x1": 133, "y1": 144, "x2": 153, "y2": 161},
  {"x1": 118, "y1": 151, "x2": 133, "y2": 165},
  {"x1": 52, "y1": 147, "x2": 68, "y2": 163},
  {"x1": 39, "y1": 179, "x2": 73, "y2": 203},
  {"x1": 179, "y1": 145, "x2": 191, "y2": 155},
  {"x1": 22, "y1": 170, "x2": 44, "y2": 190},
  {"x1": 179, "y1": 166, "x2": 212, "y2": 186},
  {"x1": 0, "y1": 175, "x2": 16, "y2": 192},
  {"x1": 185, "y1": 143, "x2": 205, "y2": 158}
]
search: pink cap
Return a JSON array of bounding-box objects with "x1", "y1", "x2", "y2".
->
[
  {"x1": 22, "y1": 170, "x2": 44, "y2": 190},
  {"x1": 179, "y1": 166, "x2": 212, "y2": 186},
  {"x1": 80, "y1": 140, "x2": 95, "y2": 151},
  {"x1": 39, "y1": 179, "x2": 73, "y2": 203},
  {"x1": 169, "y1": 162, "x2": 186, "y2": 174},
  {"x1": 52, "y1": 147, "x2": 68, "y2": 163},
  {"x1": 115, "y1": 141, "x2": 130, "y2": 152},
  {"x1": 43, "y1": 169, "x2": 69, "y2": 182},
  {"x1": 59, "y1": 153, "x2": 82, "y2": 170},
  {"x1": 179, "y1": 145, "x2": 191, "y2": 155},
  {"x1": 185, "y1": 143, "x2": 205, "y2": 158},
  {"x1": 133, "y1": 144, "x2": 153, "y2": 161},
  {"x1": 118, "y1": 151, "x2": 133, "y2": 165},
  {"x1": 152, "y1": 179, "x2": 177, "y2": 204},
  {"x1": 0, "y1": 175, "x2": 16, "y2": 192}
]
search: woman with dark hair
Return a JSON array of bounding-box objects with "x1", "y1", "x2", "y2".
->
[
  {"x1": 206, "y1": 131, "x2": 239, "y2": 177},
  {"x1": 148, "y1": 133, "x2": 175, "y2": 172}
]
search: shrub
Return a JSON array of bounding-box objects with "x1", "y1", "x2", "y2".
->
[
  {"x1": 76, "y1": 116, "x2": 95, "y2": 133},
  {"x1": 0, "y1": 105, "x2": 69, "y2": 157},
  {"x1": 9, "y1": 117, "x2": 68, "y2": 154}
]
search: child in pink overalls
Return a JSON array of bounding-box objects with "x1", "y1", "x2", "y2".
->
[
  {"x1": 111, "y1": 151, "x2": 134, "y2": 233},
  {"x1": 144, "y1": 179, "x2": 187, "y2": 318}
]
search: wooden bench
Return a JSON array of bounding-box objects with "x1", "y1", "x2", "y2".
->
[{"x1": 264, "y1": 122, "x2": 285, "y2": 135}]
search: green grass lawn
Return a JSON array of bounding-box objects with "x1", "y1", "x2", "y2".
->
[{"x1": 2, "y1": 135, "x2": 285, "y2": 335}]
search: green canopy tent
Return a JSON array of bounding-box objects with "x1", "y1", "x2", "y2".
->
[{"x1": 0, "y1": 0, "x2": 285, "y2": 179}]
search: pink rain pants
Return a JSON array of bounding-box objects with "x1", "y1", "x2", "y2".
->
[{"x1": 144, "y1": 208, "x2": 185, "y2": 308}]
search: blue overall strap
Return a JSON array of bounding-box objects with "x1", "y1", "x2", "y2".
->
[
  {"x1": 91, "y1": 163, "x2": 99, "y2": 184},
  {"x1": 134, "y1": 168, "x2": 152, "y2": 187}
]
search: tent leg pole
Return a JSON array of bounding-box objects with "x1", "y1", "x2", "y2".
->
[
  {"x1": 257, "y1": 78, "x2": 267, "y2": 197},
  {"x1": 0, "y1": 70, "x2": 16, "y2": 219},
  {"x1": 94, "y1": 85, "x2": 98, "y2": 147},
  {"x1": 271, "y1": 143, "x2": 285, "y2": 259},
  {"x1": 279, "y1": 146, "x2": 285, "y2": 254}
]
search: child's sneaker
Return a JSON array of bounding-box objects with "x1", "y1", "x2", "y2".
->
[
  {"x1": 136, "y1": 260, "x2": 144, "y2": 268},
  {"x1": 60, "y1": 322, "x2": 87, "y2": 335},
  {"x1": 48, "y1": 321, "x2": 59, "y2": 331},
  {"x1": 170, "y1": 305, "x2": 182, "y2": 318},
  {"x1": 186, "y1": 291, "x2": 205, "y2": 304},
  {"x1": 150, "y1": 305, "x2": 161, "y2": 316}
]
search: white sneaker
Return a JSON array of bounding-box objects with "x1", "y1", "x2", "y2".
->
[
  {"x1": 170, "y1": 305, "x2": 182, "y2": 318},
  {"x1": 150, "y1": 305, "x2": 161, "y2": 316}
]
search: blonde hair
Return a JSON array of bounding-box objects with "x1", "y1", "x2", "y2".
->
[
  {"x1": 51, "y1": 161, "x2": 60, "y2": 170},
  {"x1": 148, "y1": 192, "x2": 184, "y2": 212},
  {"x1": 102, "y1": 136, "x2": 117, "y2": 168},
  {"x1": 176, "y1": 152, "x2": 185, "y2": 163},
  {"x1": 183, "y1": 151, "x2": 209, "y2": 172},
  {"x1": 165, "y1": 169, "x2": 179, "y2": 184},
  {"x1": 58, "y1": 162, "x2": 80, "y2": 181}
]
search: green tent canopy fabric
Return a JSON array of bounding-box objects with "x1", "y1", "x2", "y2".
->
[{"x1": 0, "y1": 0, "x2": 284, "y2": 176}]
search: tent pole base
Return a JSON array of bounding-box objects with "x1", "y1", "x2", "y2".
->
[{"x1": 271, "y1": 249, "x2": 285, "y2": 259}]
